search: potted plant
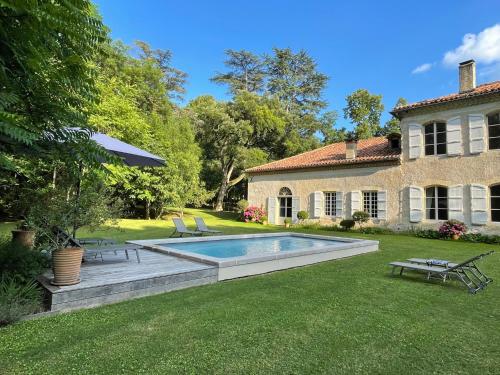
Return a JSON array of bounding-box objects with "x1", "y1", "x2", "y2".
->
[
  {"x1": 28, "y1": 182, "x2": 122, "y2": 286},
  {"x1": 284, "y1": 217, "x2": 292, "y2": 228},
  {"x1": 439, "y1": 220, "x2": 467, "y2": 240},
  {"x1": 11, "y1": 220, "x2": 36, "y2": 248},
  {"x1": 297, "y1": 210, "x2": 309, "y2": 223}
]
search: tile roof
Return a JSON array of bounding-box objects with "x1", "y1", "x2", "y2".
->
[
  {"x1": 392, "y1": 81, "x2": 500, "y2": 115},
  {"x1": 246, "y1": 136, "x2": 400, "y2": 173}
]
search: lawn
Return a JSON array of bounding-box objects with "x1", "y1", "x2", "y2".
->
[{"x1": 0, "y1": 209, "x2": 499, "y2": 374}]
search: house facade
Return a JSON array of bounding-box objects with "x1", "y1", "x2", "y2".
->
[{"x1": 246, "y1": 60, "x2": 500, "y2": 232}]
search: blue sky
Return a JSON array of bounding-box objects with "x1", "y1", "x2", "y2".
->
[{"x1": 94, "y1": 0, "x2": 500, "y2": 128}]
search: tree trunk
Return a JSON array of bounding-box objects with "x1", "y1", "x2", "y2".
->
[
  {"x1": 214, "y1": 162, "x2": 234, "y2": 211},
  {"x1": 145, "y1": 200, "x2": 150, "y2": 220}
]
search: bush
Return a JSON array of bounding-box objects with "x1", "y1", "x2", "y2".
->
[
  {"x1": 340, "y1": 219, "x2": 355, "y2": 230},
  {"x1": 358, "y1": 226, "x2": 394, "y2": 235},
  {"x1": 242, "y1": 206, "x2": 266, "y2": 223},
  {"x1": 0, "y1": 236, "x2": 49, "y2": 283},
  {"x1": 284, "y1": 218, "x2": 292, "y2": 225},
  {"x1": 297, "y1": 210, "x2": 309, "y2": 221},
  {"x1": 352, "y1": 211, "x2": 370, "y2": 227},
  {"x1": 236, "y1": 199, "x2": 249, "y2": 213},
  {"x1": 0, "y1": 276, "x2": 43, "y2": 326},
  {"x1": 439, "y1": 220, "x2": 467, "y2": 238},
  {"x1": 460, "y1": 232, "x2": 500, "y2": 244},
  {"x1": 413, "y1": 229, "x2": 442, "y2": 239}
]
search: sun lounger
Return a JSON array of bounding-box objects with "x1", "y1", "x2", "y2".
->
[
  {"x1": 171, "y1": 218, "x2": 203, "y2": 237},
  {"x1": 390, "y1": 251, "x2": 494, "y2": 293},
  {"x1": 84, "y1": 244, "x2": 141, "y2": 263},
  {"x1": 194, "y1": 217, "x2": 222, "y2": 235}
]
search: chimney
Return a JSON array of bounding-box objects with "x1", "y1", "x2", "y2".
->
[
  {"x1": 459, "y1": 60, "x2": 476, "y2": 93},
  {"x1": 345, "y1": 139, "x2": 357, "y2": 159}
]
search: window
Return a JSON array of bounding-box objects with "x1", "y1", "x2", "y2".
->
[
  {"x1": 425, "y1": 186, "x2": 448, "y2": 220},
  {"x1": 488, "y1": 112, "x2": 500, "y2": 150},
  {"x1": 324, "y1": 192, "x2": 337, "y2": 216},
  {"x1": 278, "y1": 187, "x2": 292, "y2": 218},
  {"x1": 491, "y1": 185, "x2": 500, "y2": 222},
  {"x1": 363, "y1": 191, "x2": 378, "y2": 218},
  {"x1": 279, "y1": 197, "x2": 292, "y2": 218},
  {"x1": 279, "y1": 187, "x2": 292, "y2": 196},
  {"x1": 424, "y1": 122, "x2": 447, "y2": 155}
]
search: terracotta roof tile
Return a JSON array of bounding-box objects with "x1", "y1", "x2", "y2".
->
[
  {"x1": 392, "y1": 81, "x2": 500, "y2": 114},
  {"x1": 246, "y1": 136, "x2": 400, "y2": 173}
]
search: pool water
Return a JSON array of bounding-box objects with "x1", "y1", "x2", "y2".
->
[{"x1": 159, "y1": 236, "x2": 341, "y2": 259}]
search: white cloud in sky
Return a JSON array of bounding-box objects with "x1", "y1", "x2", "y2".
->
[
  {"x1": 443, "y1": 24, "x2": 500, "y2": 66},
  {"x1": 412, "y1": 63, "x2": 433, "y2": 74}
]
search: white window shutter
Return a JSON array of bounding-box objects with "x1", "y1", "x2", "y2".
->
[
  {"x1": 335, "y1": 192, "x2": 344, "y2": 218},
  {"x1": 291, "y1": 196, "x2": 300, "y2": 223},
  {"x1": 469, "y1": 114, "x2": 486, "y2": 154},
  {"x1": 267, "y1": 197, "x2": 277, "y2": 224},
  {"x1": 313, "y1": 191, "x2": 323, "y2": 218},
  {"x1": 409, "y1": 186, "x2": 424, "y2": 223},
  {"x1": 377, "y1": 190, "x2": 387, "y2": 220},
  {"x1": 448, "y1": 185, "x2": 464, "y2": 221},
  {"x1": 470, "y1": 184, "x2": 488, "y2": 225},
  {"x1": 408, "y1": 123, "x2": 422, "y2": 159},
  {"x1": 446, "y1": 116, "x2": 462, "y2": 156},
  {"x1": 351, "y1": 191, "x2": 361, "y2": 216}
]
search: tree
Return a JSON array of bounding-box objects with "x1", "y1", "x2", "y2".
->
[
  {"x1": 319, "y1": 111, "x2": 348, "y2": 144},
  {"x1": 382, "y1": 97, "x2": 408, "y2": 135},
  {"x1": 266, "y1": 48, "x2": 328, "y2": 115},
  {"x1": 189, "y1": 92, "x2": 285, "y2": 211},
  {"x1": 0, "y1": 0, "x2": 106, "y2": 167},
  {"x1": 211, "y1": 50, "x2": 265, "y2": 95},
  {"x1": 343, "y1": 89, "x2": 384, "y2": 139}
]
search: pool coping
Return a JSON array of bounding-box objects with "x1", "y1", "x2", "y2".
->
[{"x1": 128, "y1": 232, "x2": 379, "y2": 268}]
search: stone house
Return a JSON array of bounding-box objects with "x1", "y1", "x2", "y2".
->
[{"x1": 246, "y1": 60, "x2": 500, "y2": 232}]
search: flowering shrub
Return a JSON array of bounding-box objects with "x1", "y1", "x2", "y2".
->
[
  {"x1": 242, "y1": 206, "x2": 267, "y2": 223},
  {"x1": 439, "y1": 220, "x2": 467, "y2": 238}
]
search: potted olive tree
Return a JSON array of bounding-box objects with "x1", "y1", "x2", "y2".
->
[{"x1": 28, "y1": 183, "x2": 122, "y2": 286}]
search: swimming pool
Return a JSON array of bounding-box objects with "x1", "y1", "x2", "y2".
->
[
  {"x1": 158, "y1": 236, "x2": 343, "y2": 258},
  {"x1": 129, "y1": 233, "x2": 378, "y2": 281}
]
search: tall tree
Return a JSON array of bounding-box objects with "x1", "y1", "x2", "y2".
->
[
  {"x1": 382, "y1": 97, "x2": 408, "y2": 135},
  {"x1": 319, "y1": 111, "x2": 347, "y2": 144},
  {"x1": 343, "y1": 89, "x2": 384, "y2": 139},
  {"x1": 189, "y1": 92, "x2": 285, "y2": 211},
  {"x1": 0, "y1": 0, "x2": 106, "y2": 167},
  {"x1": 211, "y1": 50, "x2": 265, "y2": 95},
  {"x1": 266, "y1": 48, "x2": 328, "y2": 115}
]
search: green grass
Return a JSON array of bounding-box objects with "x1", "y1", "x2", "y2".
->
[{"x1": 0, "y1": 209, "x2": 499, "y2": 374}]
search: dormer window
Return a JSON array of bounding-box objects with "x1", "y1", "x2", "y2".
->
[
  {"x1": 488, "y1": 112, "x2": 500, "y2": 150},
  {"x1": 424, "y1": 122, "x2": 447, "y2": 155}
]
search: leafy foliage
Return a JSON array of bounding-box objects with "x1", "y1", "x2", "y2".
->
[
  {"x1": 339, "y1": 219, "x2": 355, "y2": 230},
  {"x1": 0, "y1": 236, "x2": 49, "y2": 283},
  {"x1": 352, "y1": 211, "x2": 370, "y2": 226},
  {"x1": 297, "y1": 211, "x2": 309, "y2": 221},
  {"x1": 438, "y1": 220, "x2": 467, "y2": 238},
  {"x1": 0, "y1": 276, "x2": 42, "y2": 326},
  {"x1": 343, "y1": 89, "x2": 384, "y2": 139}
]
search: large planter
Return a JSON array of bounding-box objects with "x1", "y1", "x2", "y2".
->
[
  {"x1": 451, "y1": 234, "x2": 460, "y2": 241},
  {"x1": 11, "y1": 229, "x2": 36, "y2": 248},
  {"x1": 51, "y1": 247, "x2": 84, "y2": 286}
]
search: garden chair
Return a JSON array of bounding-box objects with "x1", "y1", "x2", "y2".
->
[
  {"x1": 170, "y1": 218, "x2": 202, "y2": 237},
  {"x1": 194, "y1": 217, "x2": 222, "y2": 235},
  {"x1": 389, "y1": 251, "x2": 494, "y2": 294}
]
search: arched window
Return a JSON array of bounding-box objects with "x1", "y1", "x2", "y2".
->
[
  {"x1": 487, "y1": 112, "x2": 500, "y2": 150},
  {"x1": 425, "y1": 186, "x2": 448, "y2": 220},
  {"x1": 491, "y1": 184, "x2": 500, "y2": 222},
  {"x1": 278, "y1": 187, "x2": 292, "y2": 218},
  {"x1": 424, "y1": 122, "x2": 447, "y2": 155},
  {"x1": 279, "y1": 187, "x2": 292, "y2": 196}
]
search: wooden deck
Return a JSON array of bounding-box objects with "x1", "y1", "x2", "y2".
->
[{"x1": 39, "y1": 249, "x2": 217, "y2": 311}]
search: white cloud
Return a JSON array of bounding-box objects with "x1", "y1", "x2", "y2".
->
[
  {"x1": 412, "y1": 63, "x2": 433, "y2": 74},
  {"x1": 443, "y1": 24, "x2": 500, "y2": 66},
  {"x1": 478, "y1": 62, "x2": 500, "y2": 80}
]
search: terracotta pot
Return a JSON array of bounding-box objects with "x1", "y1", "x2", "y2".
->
[
  {"x1": 51, "y1": 247, "x2": 84, "y2": 286},
  {"x1": 11, "y1": 230, "x2": 36, "y2": 248},
  {"x1": 284, "y1": 223, "x2": 290, "y2": 228},
  {"x1": 451, "y1": 234, "x2": 460, "y2": 241},
  {"x1": 262, "y1": 220, "x2": 268, "y2": 226}
]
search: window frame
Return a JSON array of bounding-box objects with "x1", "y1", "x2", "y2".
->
[
  {"x1": 487, "y1": 112, "x2": 500, "y2": 150},
  {"x1": 324, "y1": 191, "x2": 337, "y2": 217},
  {"x1": 425, "y1": 186, "x2": 448, "y2": 221},
  {"x1": 491, "y1": 184, "x2": 500, "y2": 223},
  {"x1": 279, "y1": 196, "x2": 292, "y2": 218},
  {"x1": 424, "y1": 121, "x2": 447, "y2": 156},
  {"x1": 362, "y1": 191, "x2": 378, "y2": 219}
]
